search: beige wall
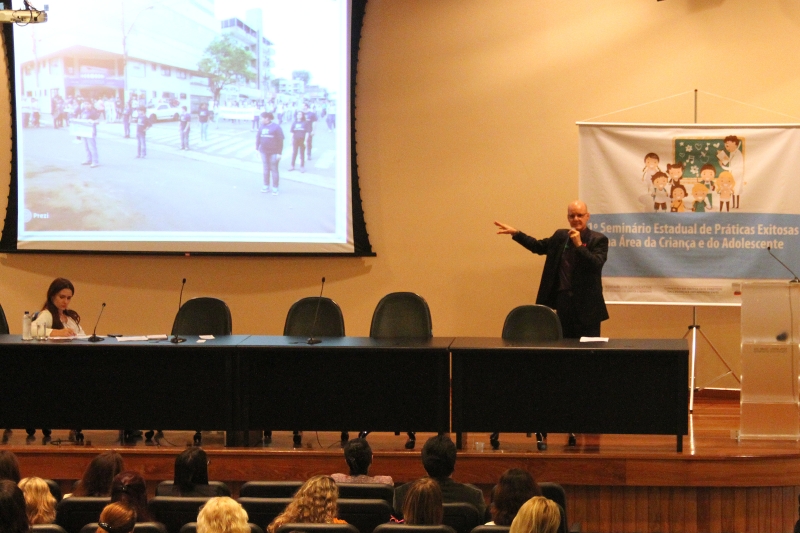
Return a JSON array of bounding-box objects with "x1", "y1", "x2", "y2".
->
[{"x1": 2, "y1": 0, "x2": 798, "y2": 389}]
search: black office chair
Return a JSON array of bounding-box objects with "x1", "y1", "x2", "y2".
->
[
  {"x1": 277, "y1": 296, "x2": 347, "y2": 448},
  {"x1": 275, "y1": 524, "x2": 360, "y2": 533},
  {"x1": 359, "y1": 292, "x2": 432, "y2": 449},
  {"x1": 539, "y1": 482, "x2": 571, "y2": 533},
  {"x1": 81, "y1": 524, "x2": 169, "y2": 533},
  {"x1": 442, "y1": 503, "x2": 482, "y2": 533},
  {"x1": 374, "y1": 526, "x2": 456, "y2": 533},
  {"x1": 492, "y1": 305, "x2": 563, "y2": 451},
  {"x1": 145, "y1": 297, "x2": 232, "y2": 445},
  {"x1": 238, "y1": 481, "x2": 303, "y2": 498},
  {"x1": 237, "y1": 498, "x2": 292, "y2": 530},
  {"x1": 55, "y1": 497, "x2": 111, "y2": 533},
  {"x1": 180, "y1": 523, "x2": 263, "y2": 533},
  {"x1": 147, "y1": 497, "x2": 213, "y2": 533},
  {"x1": 337, "y1": 483, "x2": 394, "y2": 504},
  {"x1": 337, "y1": 499, "x2": 393, "y2": 533},
  {"x1": 0, "y1": 302, "x2": 9, "y2": 334},
  {"x1": 155, "y1": 481, "x2": 231, "y2": 497}
]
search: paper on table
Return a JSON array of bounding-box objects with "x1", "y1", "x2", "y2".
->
[
  {"x1": 147, "y1": 334, "x2": 168, "y2": 340},
  {"x1": 199, "y1": 335, "x2": 215, "y2": 340},
  {"x1": 580, "y1": 337, "x2": 609, "y2": 342},
  {"x1": 116, "y1": 336, "x2": 149, "y2": 342},
  {"x1": 196, "y1": 339, "x2": 206, "y2": 343}
]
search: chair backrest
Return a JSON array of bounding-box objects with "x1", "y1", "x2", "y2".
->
[
  {"x1": 32, "y1": 525, "x2": 69, "y2": 533},
  {"x1": 539, "y1": 483, "x2": 568, "y2": 533},
  {"x1": 81, "y1": 523, "x2": 169, "y2": 533},
  {"x1": 0, "y1": 302, "x2": 9, "y2": 334},
  {"x1": 55, "y1": 497, "x2": 111, "y2": 533},
  {"x1": 155, "y1": 481, "x2": 231, "y2": 497},
  {"x1": 283, "y1": 297, "x2": 345, "y2": 337},
  {"x1": 501, "y1": 305, "x2": 562, "y2": 342},
  {"x1": 147, "y1": 497, "x2": 212, "y2": 533},
  {"x1": 441, "y1": 503, "x2": 482, "y2": 533},
  {"x1": 469, "y1": 526, "x2": 509, "y2": 533},
  {"x1": 336, "y1": 499, "x2": 393, "y2": 533},
  {"x1": 171, "y1": 297, "x2": 232, "y2": 336},
  {"x1": 337, "y1": 483, "x2": 394, "y2": 504},
  {"x1": 374, "y1": 525, "x2": 456, "y2": 533},
  {"x1": 237, "y1": 498, "x2": 292, "y2": 530},
  {"x1": 239, "y1": 481, "x2": 303, "y2": 499},
  {"x1": 45, "y1": 478, "x2": 63, "y2": 502},
  {"x1": 275, "y1": 524, "x2": 360, "y2": 533},
  {"x1": 370, "y1": 292, "x2": 432, "y2": 339},
  {"x1": 180, "y1": 522, "x2": 263, "y2": 533}
]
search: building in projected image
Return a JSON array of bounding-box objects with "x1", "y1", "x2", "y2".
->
[{"x1": 220, "y1": 8, "x2": 275, "y2": 102}]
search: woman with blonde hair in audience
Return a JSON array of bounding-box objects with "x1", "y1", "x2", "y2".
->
[
  {"x1": 95, "y1": 502, "x2": 136, "y2": 533},
  {"x1": 17, "y1": 478, "x2": 56, "y2": 525},
  {"x1": 197, "y1": 497, "x2": 249, "y2": 533},
  {"x1": 267, "y1": 476, "x2": 346, "y2": 533},
  {"x1": 402, "y1": 477, "x2": 443, "y2": 526},
  {"x1": 509, "y1": 497, "x2": 560, "y2": 533}
]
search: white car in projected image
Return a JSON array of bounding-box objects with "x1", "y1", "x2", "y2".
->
[{"x1": 146, "y1": 103, "x2": 181, "y2": 122}]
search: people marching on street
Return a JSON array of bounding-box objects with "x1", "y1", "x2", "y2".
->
[
  {"x1": 289, "y1": 110, "x2": 310, "y2": 173},
  {"x1": 179, "y1": 106, "x2": 191, "y2": 151},
  {"x1": 134, "y1": 105, "x2": 152, "y2": 159},
  {"x1": 78, "y1": 101, "x2": 100, "y2": 168},
  {"x1": 255, "y1": 111, "x2": 285, "y2": 195},
  {"x1": 302, "y1": 103, "x2": 317, "y2": 160},
  {"x1": 198, "y1": 103, "x2": 210, "y2": 143}
]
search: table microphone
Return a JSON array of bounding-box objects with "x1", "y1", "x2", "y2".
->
[
  {"x1": 767, "y1": 246, "x2": 800, "y2": 282},
  {"x1": 87, "y1": 303, "x2": 106, "y2": 343},
  {"x1": 170, "y1": 278, "x2": 187, "y2": 344},
  {"x1": 307, "y1": 277, "x2": 326, "y2": 345}
]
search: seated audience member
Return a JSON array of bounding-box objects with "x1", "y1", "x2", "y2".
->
[
  {"x1": 393, "y1": 435, "x2": 486, "y2": 519},
  {"x1": 488, "y1": 469, "x2": 542, "y2": 525},
  {"x1": 96, "y1": 502, "x2": 136, "y2": 533},
  {"x1": 0, "y1": 479, "x2": 29, "y2": 533},
  {"x1": 197, "y1": 497, "x2": 249, "y2": 533},
  {"x1": 17, "y1": 478, "x2": 56, "y2": 525},
  {"x1": 508, "y1": 497, "x2": 560, "y2": 533},
  {"x1": 110, "y1": 472, "x2": 153, "y2": 522},
  {"x1": 73, "y1": 452, "x2": 125, "y2": 497},
  {"x1": 0, "y1": 453, "x2": 21, "y2": 484},
  {"x1": 171, "y1": 448, "x2": 230, "y2": 497},
  {"x1": 331, "y1": 438, "x2": 393, "y2": 485},
  {"x1": 402, "y1": 478, "x2": 443, "y2": 526},
  {"x1": 267, "y1": 475, "x2": 347, "y2": 533}
]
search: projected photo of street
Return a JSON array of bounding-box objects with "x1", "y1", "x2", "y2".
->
[{"x1": 13, "y1": 0, "x2": 350, "y2": 252}]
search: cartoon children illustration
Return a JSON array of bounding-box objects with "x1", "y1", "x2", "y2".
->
[
  {"x1": 642, "y1": 152, "x2": 661, "y2": 194},
  {"x1": 698, "y1": 164, "x2": 716, "y2": 211},
  {"x1": 716, "y1": 135, "x2": 744, "y2": 209},
  {"x1": 666, "y1": 162, "x2": 684, "y2": 192},
  {"x1": 670, "y1": 184, "x2": 688, "y2": 213},
  {"x1": 651, "y1": 171, "x2": 669, "y2": 212},
  {"x1": 691, "y1": 183, "x2": 711, "y2": 212},
  {"x1": 716, "y1": 171, "x2": 736, "y2": 212}
]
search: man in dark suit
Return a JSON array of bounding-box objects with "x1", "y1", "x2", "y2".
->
[{"x1": 495, "y1": 200, "x2": 609, "y2": 338}]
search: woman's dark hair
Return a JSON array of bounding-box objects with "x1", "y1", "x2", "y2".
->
[
  {"x1": 0, "y1": 479, "x2": 29, "y2": 533},
  {"x1": 174, "y1": 448, "x2": 209, "y2": 492},
  {"x1": 73, "y1": 452, "x2": 125, "y2": 497},
  {"x1": 42, "y1": 278, "x2": 80, "y2": 330},
  {"x1": 0, "y1": 453, "x2": 21, "y2": 484},
  {"x1": 490, "y1": 469, "x2": 542, "y2": 526},
  {"x1": 342, "y1": 438, "x2": 372, "y2": 476},
  {"x1": 402, "y1": 477, "x2": 443, "y2": 526},
  {"x1": 110, "y1": 472, "x2": 152, "y2": 522}
]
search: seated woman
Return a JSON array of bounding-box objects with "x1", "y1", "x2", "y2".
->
[
  {"x1": 0, "y1": 452, "x2": 21, "y2": 483},
  {"x1": 197, "y1": 497, "x2": 249, "y2": 533},
  {"x1": 331, "y1": 438, "x2": 393, "y2": 485},
  {"x1": 110, "y1": 472, "x2": 153, "y2": 522},
  {"x1": 509, "y1": 497, "x2": 560, "y2": 533},
  {"x1": 0, "y1": 479, "x2": 29, "y2": 533},
  {"x1": 402, "y1": 478, "x2": 443, "y2": 526},
  {"x1": 267, "y1": 476, "x2": 347, "y2": 533},
  {"x1": 18, "y1": 477, "x2": 56, "y2": 525},
  {"x1": 171, "y1": 448, "x2": 229, "y2": 497},
  {"x1": 31, "y1": 278, "x2": 85, "y2": 338},
  {"x1": 96, "y1": 502, "x2": 136, "y2": 533},
  {"x1": 488, "y1": 469, "x2": 542, "y2": 525},
  {"x1": 72, "y1": 452, "x2": 125, "y2": 497}
]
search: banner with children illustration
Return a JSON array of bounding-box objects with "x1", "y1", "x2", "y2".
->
[{"x1": 578, "y1": 123, "x2": 800, "y2": 305}]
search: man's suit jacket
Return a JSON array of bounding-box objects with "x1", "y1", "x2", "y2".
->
[{"x1": 512, "y1": 228, "x2": 609, "y2": 327}]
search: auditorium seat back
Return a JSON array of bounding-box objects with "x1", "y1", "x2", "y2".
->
[
  {"x1": 155, "y1": 481, "x2": 231, "y2": 497},
  {"x1": 284, "y1": 297, "x2": 345, "y2": 337},
  {"x1": 275, "y1": 524, "x2": 360, "y2": 533},
  {"x1": 469, "y1": 526, "x2": 509, "y2": 533},
  {"x1": 81, "y1": 523, "x2": 168, "y2": 533},
  {"x1": 0, "y1": 303, "x2": 9, "y2": 334},
  {"x1": 180, "y1": 522, "x2": 263, "y2": 533},
  {"x1": 237, "y1": 497, "x2": 292, "y2": 530},
  {"x1": 55, "y1": 497, "x2": 110, "y2": 533},
  {"x1": 337, "y1": 499, "x2": 392, "y2": 533},
  {"x1": 442, "y1": 503, "x2": 482, "y2": 533},
  {"x1": 501, "y1": 305, "x2": 562, "y2": 342},
  {"x1": 147, "y1": 496, "x2": 212, "y2": 533},
  {"x1": 336, "y1": 483, "x2": 394, "y2": 504},
  {"x1": 374, "y1": 526, "x2": 456, "y2": 533},
  {"x1": 32, "y1": 525, "x2": 69, "y2": 533},
  {"x1": 171, "y1": 297, "x2": 232, "y2": 336},
  {"x1": 370, "y1": 292, "x2": 432, "y2": 339},
  {"x1": 239, "y1": 481, "x2": 303, "y2": 498}
]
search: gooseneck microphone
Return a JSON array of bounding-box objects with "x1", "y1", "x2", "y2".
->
[
  {"x1": 767, "y1": 246, "x2": 800, "y2": 283},
  {"x1": 170, "y1": 278, "x2": 187, "y2": 344},
  {"x1": 307, "y1": 277, "x2": 326, "y2": 345},
  {"x1": 88, "y1": 303, "x2": 106, "y2": 343}
]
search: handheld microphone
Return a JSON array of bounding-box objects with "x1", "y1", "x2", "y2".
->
[
  {"x1": 87, "y1": 303, "x2": 106, "y2": 343},
  {"x1": 170, "y1": 278, "x2": 187, "y2": 344},
  {"x1": 307, "y1": 277, "x2": 326, "y2": 345},
  {"x1": 767, "y1": 246, "x2": 800, "y2": 283}
]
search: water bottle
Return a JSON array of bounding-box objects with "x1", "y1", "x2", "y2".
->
[{"x1": 22, "y1": 311, "x2": 32, "y2": 341}]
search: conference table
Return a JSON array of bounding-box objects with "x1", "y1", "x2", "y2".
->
[{"x1": 0, "y1": 335, "x2": 688, "y2": 450}]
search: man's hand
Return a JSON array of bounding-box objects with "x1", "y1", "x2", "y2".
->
[
  {"x1": 569, "y1": 228, "x2": 582, "y2": 246},
  {"x1": 494, "y1": 221, "x2": 519, "y2": 235}
]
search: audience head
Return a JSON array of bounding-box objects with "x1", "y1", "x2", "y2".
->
[
  {"x1": 490, "y1": 469, "x2": 542, "y2": 526},
  {"x1": 197, "y1": 497, "x2": 249, "y2": 533},
  {"x1": 174, "y1": 447, "x2": 210, "y2": 492},
  {"x1": 342, "y1": 438, "x2": 373, "y2": 476},
  {"x1": 402, "y1": 477, "x2": 443, "y2": 526},
  {"x1": 0, "y1": 453, "x2": 21, "y2": 484},
  {"x1": 509, "y1": 496, "x2": 560, "y2": 533},
  {"x1": 110, "y1": 471, "x2": 151, "y2": 522},
  {"x1": 17, "y1": 478, "x2": 55, "y2": 526},
  {"x1": 421, "y1": 435, "x2": 457, "y2": 478},
  {"x1": 268, "y1": 475, "x2": 339, "y2": 533},
  {"x1": 0, "y1": 479, "x2": 29, "y2": 533},
  {"x1": 95, "y1": 502, "x2": 136, "y2": 533},
  {"x1": 74, "y1": 452, "x2": 125, "y2": 497}
]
